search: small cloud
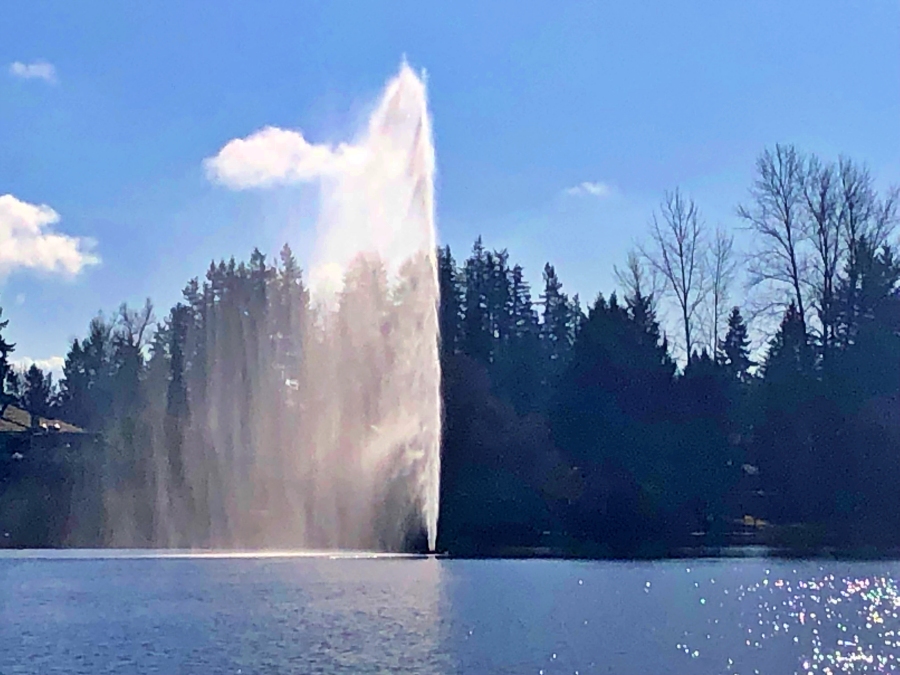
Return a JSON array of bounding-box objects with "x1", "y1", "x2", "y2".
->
[
  {"x1": 564, "y1": 181, "x2": 615, "y2": 199},
  {"x1": 0, "y1": 194, "x2": 100, "y2": 277},
  {"x1": 15, "y1": 293, "x2": 25, "y2": 305},
  {"x1": 9, "y1": 60, "x2": 57, "y2": 84},
  {"x1": 204, "y1": 126, "x2": 364, "y2": 190},
  {"x1": 11, "y1": 355, "x2": 65, "y2": 378}
]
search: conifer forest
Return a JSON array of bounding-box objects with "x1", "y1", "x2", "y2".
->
[{"x1": 2, "y1": 145, "x2": 899, "y2": 556}]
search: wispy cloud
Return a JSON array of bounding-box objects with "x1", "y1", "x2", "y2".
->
[
  {"x1": 564, "y1": 181, "x2": 615, "y2": 198},
  {"x1": 0, "y1": 194, "x2": 100, "y2": 277},
  {"x1": 11, "y1": 355, "x2": 65, "y2": 377},
  {"x1": 9, "y1": 60, "x2": 57, "y2": 84}
]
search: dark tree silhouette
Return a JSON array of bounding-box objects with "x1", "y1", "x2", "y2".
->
[
  {"x1": 0, "y1": 306, "x2": 16, "y2": 414},
  {"x1": 7, "y1": 145, "x2": 900, "y2": 554},
  {"x1": 22, "y1": 365, "x2": 53, "y2": 424},
  {"x1": 721, "y1": 307, "x2": 752, "y2": 382}
]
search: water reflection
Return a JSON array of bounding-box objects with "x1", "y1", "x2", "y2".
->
[
  {"x1": 276, "y1": 555, "x2": 449, "y2": 673},
  {"x1": 3, "y1": 554, "x2": 900, "y2": 674},
  {"x1": 0, "y1": 553, "x2": 451, "y2": 675},
  {"x1": 437, "y1": 559, "x2": 900, "y2": 674}
]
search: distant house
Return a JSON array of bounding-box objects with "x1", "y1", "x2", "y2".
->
[
  {"x1": 0, "y1": 405, "x2": 101, "y2": 548},
  {"x1": 0, "y1": 404, "x2": 84, "y2": 435},
  {"x1": 0, "y1": 404, "x2": 91, "y2": 459}
]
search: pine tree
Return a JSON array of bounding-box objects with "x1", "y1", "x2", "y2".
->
[
  {"x1": 831, "y1": 239, "x2": 900, "y2": 399},
  {"x1": 485, "y1": 249, "x2": 512, "y2": 349},
  {"x1": 763, "y1": 302, "x2": 813, "y2": 381},
  {"x1": 276, "y1": 243, "x2": 308, "y2": 383},
  {"x1": 437, "y1": 245, "x2": 464, "y2": 356},
  {"x1": 5, "y1": 369, "x2": 22, "y2": 406},
  {"x1": 0, "y1": 305, "x2": 15, "y2": 414},
  {"x1": 540, "y1": 263, "x2": 574, "y2": 376},
  {"x1": 721, "y1": 307, "x2": 752, "y2": 381},
  {"x1": 462, "y1": 237, "x2": 492, "y2": 363},
  {"x1": 58, "y1": 316, "x2": 115, "y2": 430},
  {"x1": 166, "y1": 304, "x2": 191, "y2": 490},
  {"x1": 494, "y1": 262, "x2": 542, "y2": 413},
  {"x1": 509, "y1": 264, "x2": 538, "y2": 341},
  {"x1": 22, "y1": 364, "x2": 53, "y2": 424}
]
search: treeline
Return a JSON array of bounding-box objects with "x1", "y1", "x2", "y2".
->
[
  {"x1": 2, "y1": 143, "x2": 899, "y2": 554},
  {"x1": 439, "y1": 144, "x2": 900, "y2": 554}
]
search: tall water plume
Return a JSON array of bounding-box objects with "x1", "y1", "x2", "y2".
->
[{"x1": 101, "y1": 63, "x2": 441, "y2": 551}]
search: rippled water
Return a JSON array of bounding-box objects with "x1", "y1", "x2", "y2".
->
[{"x1": 2, "y1": 552, "x2": 900, "y2": 674}]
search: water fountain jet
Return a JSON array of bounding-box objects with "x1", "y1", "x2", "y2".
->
[{"x1": 103, "y1": 63, "x2": 441, "y2": 553}]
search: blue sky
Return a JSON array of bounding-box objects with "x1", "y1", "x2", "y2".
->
[{"x1": 2, "y1": 1, "x2": 899, "y2": 371}]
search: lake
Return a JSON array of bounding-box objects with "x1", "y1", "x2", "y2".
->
[{"x1": 1, "y1": 551, "x2": 899, "y2": 674}]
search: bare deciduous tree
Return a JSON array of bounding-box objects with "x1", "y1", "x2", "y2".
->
[
  {"x1": 803, "y1": 156, "x2": 840, "y2": 348},
  {"x1": 707, "y1": 226, "x2": 736, "y2": 356},
  {"x1": 738, "y1": 144, "x2": 809, "y2": 335},
  {"x1": 117, "y1": 299, "x2": 156, "y2": 350},
  {"x1": 876, "y1": 186, "x2": 900, "y2": 242},
  {"x1": 642, "y1": 188, "x2": 707, "y2": 359},
  {"x1": 837, "y1": 158, "x2": 898, "y2": 263},
  {"x1": 614, "y1": 248, "x2": 663, "y2": 311}
]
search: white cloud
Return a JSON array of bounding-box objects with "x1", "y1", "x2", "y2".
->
[
  {"x1": 0, "y1": 194, "x2": 100, "y2": 277},
  {"x1": 9, "y1": 60, "x2": 57, "y2": 84},
  {"x1": 14, "y1": 293, "x2": 25, "y2": 305},
  {"x1": 204, "y1": 126, "x2": 365, "y2": 189},
  {"x1": 11, "y1": 355, "x2": 65, "y2": 378},
  {"x1": 564, "y1": 181, "x2": 615, "y2": 198}
]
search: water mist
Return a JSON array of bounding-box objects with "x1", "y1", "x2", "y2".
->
[{"x1": 102, "y1": 64, "x2": 441, "y2": 552}]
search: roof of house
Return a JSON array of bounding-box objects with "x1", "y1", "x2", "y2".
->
[{"x1": 0, "y1": 405, "x2": 85, "y2": 434}]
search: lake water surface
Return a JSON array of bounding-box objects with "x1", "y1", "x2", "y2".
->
[{"x1": 1, "y1": 551, "x2": 899, "y2": 674}]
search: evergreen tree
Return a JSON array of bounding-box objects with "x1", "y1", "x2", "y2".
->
[
  {"x1": 509, "y1": 264, "x2": 538, "y2": 340},
  {"x1": 275, "y1": 243, "x2": 308, "y2": 384},
  {"x1": 677, "y1": 348, "x2": 737, "y2": 525},
  {"x1": 551, "y1": 291, "x2": 677, "y2": 552},
  {"x1": 494, "y1": 263, "x2": 542, "y2": 413},
  {"x1": 22, "y1": 364, "x2": 53, "y2": 423},
  {"x1": 762, "y1": 302, "x2": 813, "y2": 382},
  {"x1": 624, "y1": 287, "x2": 669, "y2": 362},
  {"x1": 437, "y1": 245, "x2": 464, "y2": 356},
  {"x1": 721, "y1": 307, "x2": 752, "y2": 381},
  {"x1": 0, "y1": 305, "x2": 16, "y2": 413},
  {"x1": 540, "y1": 263, "x2": 574, "y2": 379},
  {"x1": 462, "y1": 237, "x2": 492, "y2": 363},
  {"x1": 5, "y1": 369, "x2": 23, "y2": 406},
  {"x1": 58, "y1": 316, "x2": 115, "y2": 430},
  {"x1": 166, "y1": 304, "x2": 191, "y2": 490},
  {"x1": 754, "y1": 302, "x2": 833, "y2": 525},
  {"x1": 485, "y1": 249, "x2": 513, "y2": 349}
]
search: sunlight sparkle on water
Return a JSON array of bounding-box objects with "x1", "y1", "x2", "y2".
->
[{"x1": 678, "y1": 570, "x2": 900, "y2": 673}]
